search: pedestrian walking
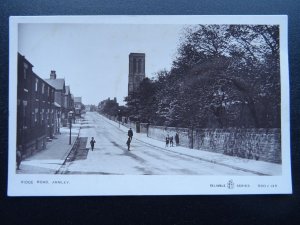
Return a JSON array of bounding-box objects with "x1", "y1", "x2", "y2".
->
[
  {"x1": 128, "y1": 128, "x2": 133, "y2": 141},
  {"x1": 16, "y1": 145, "x2": 22, "y2": 170},
  {"x1": 170, "y1": 136, "x2": 174, "y2": 147},
  {"x1": 90, "y1": 137, "x2": 96, "y2": 151},
  {"x1": 126, "y1": 137, "x2": 131, "y2": 151},
  {"x1": 175, "y1": 133, "x2": 179, "y2": 146},
  {"x1": 165, "y1": 135, "x2": 169, "y2": 148}
]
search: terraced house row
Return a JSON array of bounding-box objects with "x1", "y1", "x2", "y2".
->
[{"x1": 17, "y1": 53, "x2": 76, "y2": 157}]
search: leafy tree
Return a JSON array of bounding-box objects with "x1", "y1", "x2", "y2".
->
[
  {"x1": 124, "y1": 24, "x2": 280, "y2": 129},
  {"x1": 98, "y1": 99, "x2": 119, "y2": 117}
]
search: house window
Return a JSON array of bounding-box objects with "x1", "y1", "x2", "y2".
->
[
  {"x1": 23, "y1": 101, "x2": 27, "y2": 128},
  {"x1": 23, "y1": 63, "x2": 28, "y2": 79},
  {"x1": 35, "y1": 79, "x2": 38, "y2": 92},
  {"x1": 41, "y1": 109, "x2": 44, "y2": 122},
  {"x1": 42, "y1": 83, "x2": 45, "y2": 94},
  {"x1": 34, "y1": 108, "x2": 38, "y2": 123}
]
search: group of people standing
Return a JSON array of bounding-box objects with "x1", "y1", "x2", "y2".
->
[{"x1": 165, "y1": 133, "x2": 179, "y2": 148}]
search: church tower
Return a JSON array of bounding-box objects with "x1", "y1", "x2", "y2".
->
[{"x1": 128, "y1": 53, "x2": 145, "y2": 97}]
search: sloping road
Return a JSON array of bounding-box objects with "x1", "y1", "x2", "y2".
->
[{"x1": 63, "y1": 112, "x2": 255, "y2": 175}]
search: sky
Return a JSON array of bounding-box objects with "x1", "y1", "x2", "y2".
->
[{"x1": 18, "y1": 23, "x2": 186, "y2": 105}]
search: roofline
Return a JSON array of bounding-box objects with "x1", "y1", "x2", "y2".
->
[
  {"x1": 18, "y1": 52, "x2": 34, "y2": 67},
  {"x1": 129, "y1": 53, "x2": 145, "y2": 56}
]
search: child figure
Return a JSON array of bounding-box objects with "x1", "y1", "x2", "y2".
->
[
  {"x1": 90, "y1": 137, "x2": 96, "y2": 151},
  {"x1": 126, "y1": 137, "x2": 131, "y2": 151}
]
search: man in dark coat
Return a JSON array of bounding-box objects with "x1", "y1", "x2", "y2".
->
[
  {"x1": 16, "y1": 145, "x2": 22, "y2": 170},
  {"x1": 175, "y1": 133, "x2": 179, "y2": 146},
  {"x1": 128, "y1": 128, "x2": 133, "y2": 141}
]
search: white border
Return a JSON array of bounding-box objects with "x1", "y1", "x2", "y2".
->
[{"x1": 8, "y1": 15, "x2": 291, "y2": 196}]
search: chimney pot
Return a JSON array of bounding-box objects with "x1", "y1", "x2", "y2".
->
[{"x1": 50, "y1": 70, "x2": 56, "y2": 79}]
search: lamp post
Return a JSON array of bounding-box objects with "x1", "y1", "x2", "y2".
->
[
  {"x1": 118, "y1": 109, "x2": 121, "y2": 128},
  {"x1": 57, "y1": 111, "x2": 60, "y2": 134},
  {"x1": 68, "y1": 111, "x2": 73, "y2": 145}
]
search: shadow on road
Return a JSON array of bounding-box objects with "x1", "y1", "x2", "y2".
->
[{"x1": 69, "y1": 137, "x2": 89, "y2": 161}]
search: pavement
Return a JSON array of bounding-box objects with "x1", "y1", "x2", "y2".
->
[
  {"x1": 17, "y1": 123, "x2": 81, "y2": 174},
  {"x1": 102, "y1": 116, "x2": 282, "y2": 176}
]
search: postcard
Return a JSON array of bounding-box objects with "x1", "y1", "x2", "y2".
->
[{"x1": 8, "y1": 15, "x2": 291, "y2": 196}]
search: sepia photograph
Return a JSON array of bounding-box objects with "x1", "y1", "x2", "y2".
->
[{"x1": 8, "y1": 15, "x2": 291, "y2": 195}]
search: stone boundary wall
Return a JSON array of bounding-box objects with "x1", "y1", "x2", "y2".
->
[
  {"x1": 140, "y1": 123, "x2": 148, "y2": 133},
  {"x1": 146, "y1": 125, "x2": 281, "y2": 164},
  {"x1": 193, "y1": 128, "x2": 281, "y2": 164},
  {"x1": 101, "y1": 113, "x2": 281, "y2": 163}
]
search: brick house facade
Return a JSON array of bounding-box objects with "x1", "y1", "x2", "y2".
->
[{"x1": 17, "y1": 53, "x2": 55, "y2": 157}]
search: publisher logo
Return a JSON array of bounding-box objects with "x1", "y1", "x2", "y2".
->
[{"x1": 227, "y1": 180, "x2": 234, "y2": 189}]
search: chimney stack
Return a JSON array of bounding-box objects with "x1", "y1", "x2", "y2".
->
[{"x1": 50, "y1": 70, "x2": 56, "y2": 79}]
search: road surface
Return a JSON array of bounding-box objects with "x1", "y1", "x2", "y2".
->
[{"x1": 62, "y1": 112, "x2": 255, "y2": 175}]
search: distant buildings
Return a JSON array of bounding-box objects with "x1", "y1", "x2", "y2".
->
[
  {"x1": 74, "y1": 97, "x2": 84, "y2": 117},
  {"x1": 85, "y1": 105, "x2": 91, "y2": 112},
  {"x1": 17, "y1": 53, "x2": 76, "y2": 157},
  {"x1": 85, "y1": 104, "x2": 97, "y2": 112}
]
